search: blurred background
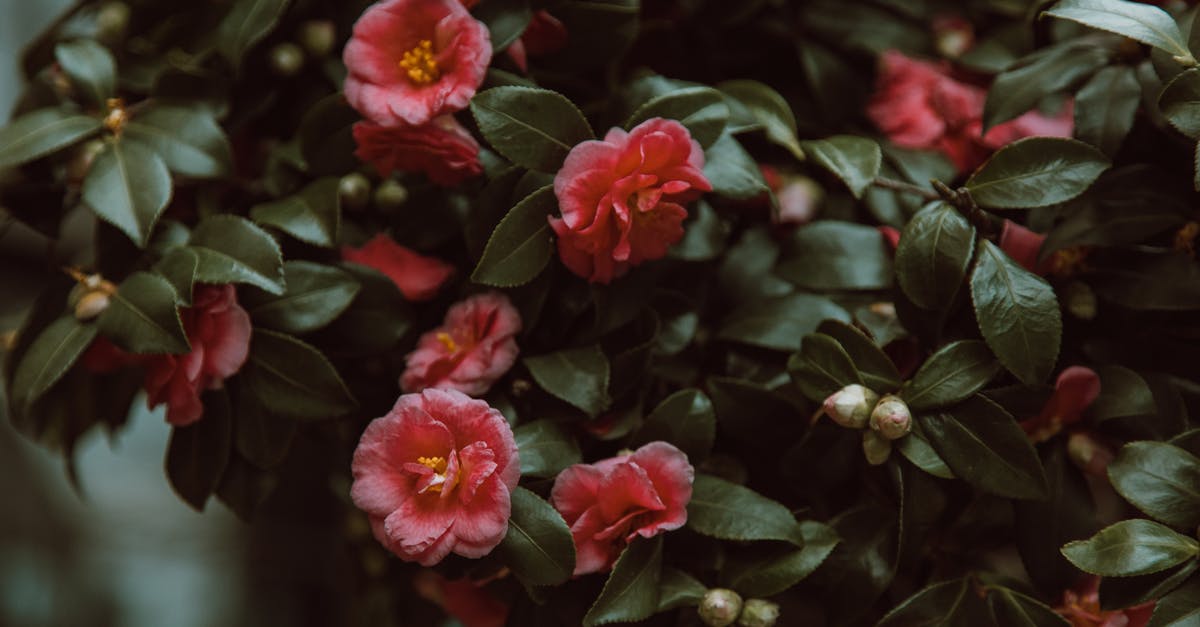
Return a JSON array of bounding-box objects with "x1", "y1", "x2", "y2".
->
[{"x1": 1, "y1": 2, "x2": 248, "y2": 626}]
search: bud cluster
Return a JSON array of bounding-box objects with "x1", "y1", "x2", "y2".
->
[
  {"x1": 698, "y1": 589, "x2": 780, "y2": 627},
  {"x1": 67, "y1": 269, "x2": 117, "y2": 321},
  {"x1": 821, "y1": 384, "x2": 913, "y2": 465}
]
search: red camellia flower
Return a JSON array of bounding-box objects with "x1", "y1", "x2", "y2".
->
[
  {"x1": 867, "y1": 50, "x2": 1073, "y2": 173},
  {"x1": 1055, "y1": 576, "x2": 1154, "y2": 627},
  {"x1": 550, "y1": 118, "x2": 712, "y2": 284},
  {"x1": 353, "y1": 115, "x2": 483, "y2": 186},
  {"x1": 343, "y1": 0, "x2": 492, "y2": 127},
  {"x1": 401, "y1": 292, "x2": 521, "y2": 396},
  {"x1": 350, "y1": 388, "x2": 519, "y2": 566},
  {"x1": 551, "y1": 441, "x2": 695, "y2": 576},
  {"x1": 342, "y1": 233, "x2": 455, "y2": 302},
  {"x1": 1021, "y1": 366, "x2": 1101, "y2": 444}
]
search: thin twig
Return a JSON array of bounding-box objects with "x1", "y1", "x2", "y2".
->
[{"x1": 872, "y1": 176, "x2": 940, "y2": 201}]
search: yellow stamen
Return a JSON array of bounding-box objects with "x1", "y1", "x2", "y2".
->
[
  {"x1": 398, "y1": 40, "x2": 439, "y2": 85},
  {"x1": 436, "y1": 332, "x2": 459, "y2": 354},
  {"x1": 416, "y1": 455, "x2": 448, "y2": 493}
]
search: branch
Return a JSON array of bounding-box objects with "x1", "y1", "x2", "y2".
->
[{"x1": 871, "y1": 176, "x2": 939, "y2": 201}]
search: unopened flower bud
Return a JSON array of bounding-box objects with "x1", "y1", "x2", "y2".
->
[
  {"x1": 737, "y1": 599, "x2": 780, "y2": 627},
  {"x1": 774, "y1": 175, "x2": 823, "y2": 226},
  {"x1": 932, "y1": 15, "x2": 974, "y2": 59},
  {"x1": 863, "y1": 430, "x2": 892, "y2": 465},
  {"x1": 373, "y1": 178, "x2": 409, "y2": 211},
  {"x1": 338, "y1": 173, "x2": 372, "y2": 210},
  {"x1": 298, "y1": 20, "x2": 337, "y2": 58},
  {"x1": 1067, "y1": 431, "x2": 1113, "y2": 477},
  {"x1": 1064, "y1": 281, "x2": 1097, "y2": 321},
  {"x1": 270, "y1": 43, "x2": 305, "y2": 77},
  {"x1": 870, "y1": 394, "x2": 912, "y2": 440},
  {"x1": 822, "y1": 384, "x2": 879, "y2": 429},
  {"x1": 74, "y1": 290, "x2": 110, "y2": 321},
  {"x1": 698, "y1": 588, "x2": 742, "y2": 627},
  {"x1": 95, "y1": 1, "x2": 131, "y2": 43}
]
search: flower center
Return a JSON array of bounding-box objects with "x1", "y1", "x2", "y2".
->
[
  {"x1": 399, "y1": 40, "x2": 439, "y2": 85},
  {"x1": 436, "y1": 332, "x2": 460, "y2": 354},
  {"x1": 416, "y1": 455, "x2": 449, "y2": 493}
]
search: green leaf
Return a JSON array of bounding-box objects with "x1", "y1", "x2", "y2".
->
[
  {"x1": 1062, "y1": 519, "x2": 1200, "y2": 577},
  {"x1": 83, "y1": 139, "x2": 173, "y2": 248},
  {"x1": 657, "y1": 568, "x2": 706, "y2": 613},
  {"x1": 217, "y1": 0, "x2": 292, "y2": 66},
  {"x1": 983, "y1": 41, "x2": 1109, "y2": 131},
  {"x1": 718, "y1": 79, "x2": 803, "y2": 159},
  {"x1": 124, "y1": 105, "x2": 233, "y2": 178},
  {"x1": 901, "y1": 340, "x2": 1001, "y2": 412},
  {"x1": 625, "y1": 85, "x2": 729, "y2": 148},
  {"x1": 1091, "y1": 365, "x2": 1156, "y2": 421},
  {"x1": 523, "y1": 345, "x2": 610, "y2": 417},
  {"x1": 54, "y1": 40, "x2": 116, "y2": 107},
  {"x1": 922, "y1": 395, "x2": 1048, "y2": 500},
  {"x1": 1043, "y1": 0, "x2": 1193, "y2": 62},
  {"x1": 250, "y1": 177, "x2": 341, "y2": 247},
  {"x1": 1108, "y1": 441, "x2": 1200, "y2": 529},
  {"x1": 966, "y1": 137, "x2": 1111, "y2": 209},
  {"x1": 97, "y1": 272, "x2": 189, "y2": 354},
  {"x1": 1099, "y1": 561, "x2": 1199, "y2": 613},
  {"x1": 878, "y1": 578, "x2": 991, "y2": 627},
  {"x1": 583, "y1": 537, "x2": 663, "y2": 627},
  {"x1": 235, "y1": 392, "x2": 296, "y2": 469},
  {"x1": 496, "y1": 487, "x2": 576, "y2": 586},
  {"x1": 1075, "y1": 65, "x2": 1142, "y2": 155},
  {"x1": 470, "y1": 86, "x2": 594, "y2": 172},
  {"x1": 154, "y1": 247, "x2": 198, "y2": 305},
  {"x1": 798, "y1": 135, "x2": 881, "y2": 198},
  {"x1": 971, "y1": 240, "x2": 1062, "y2": 385},
  {"x1": 987, "y1": 586, "x2": 1071, "y2": 627},
  {"x1": 724, "y1": 521, "x2": 840, "y2": 596},
  {"x1": 718, "y1": 293, "x2": 850, "y2": 352},
  {"x1": 894, "y1": 202, "x2": 976, "y2": 311},
  {"x1": 472, "y1": 185, "x2": 556, "y2": 287},
  {"x1": 298, "y1": 94, "x2": 360, "y2": 176},
  {"x1": 473, "y1": 0, "x2": 532, "y2": 51},
  {"x1": 10, "y1": 316, "x2": 98, "y2": 411},
  {"x1": 242, "y1": 261, "x2": 360, "y2": 335},
  {"x1": 188, "y1": 215, "x2": 286, "y2": 295},
  {"x1": 687, "y1": 474, "x2": 804, "y2": 545},
  {"x1": 630, "y1": 388, "x2": 716, "y2": 461},
  {"x1": 0, "y1": 108, "x2": 102, "y2": 169},
  {"x1": 778, "y1": 221, "x2": 893, "y2": 291},
  {"x1": 323, "y1": 263, "x2": 413, "y2": 355},
  {"x1": 242, "y1": 329, "x2": 356, "y2": 420},
  {"x1": 513, "y1": 420, "x2": 582, "y2": 478},
  {"x1": 896, "y1": 432, "x2": 955, "y2": 479},
  {"x1": 670, "y1": 199, "x2": 726, "y2": 261},
  {"x1": 1149, "y1": 575, "x2": 1200, "y2": 627},
  {"x1": 1159, "y1": 69, "x2": 1200, "y2": 139},
  {"x1": 703, "y1": 132, "x2": 772, "y2": 200},
  {"x1": 165, "y1": 389, "x2": 233, "y2": 511},
  {"x1": 787, "y1": 333, "x2": 863, "y2": 403},
  {"x1": 816, "y1": 319, "x2": 902, "y2": 392}
]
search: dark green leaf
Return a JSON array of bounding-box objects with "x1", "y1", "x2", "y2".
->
[
  {"x1": 54, "y1": 40, "x2": 116, "y2": 107},
  {"x1": 778, "y1": 221, "x2": 893, "y2": 291},
  {"x1": 799, "y1": 135, "x2": 881, "y2": 198},
  {"x1": 724, "y1": 521, "x2": 840, "y2": 596},
  {"x1": 788, "y1": 333, "x2": 863, "y2": 403},
  {"x1": 243, "y1": 261, "x2": 360, "y2": 335},
  {"x1": 878, "y1": 578, "x2": 991, "y2": 627},
  {"x1": 1015, "y1": 446, "x2": 1099, "y2": 595},
  {"x1": 1160, "y1": 69, "x2": 1200, "y2": 139},
  {"x1": 703, "y1": 132, "x2": 771, "y2": 200},
  {"x1": 473, "y1": 0, "x2": 532, "y2": 51},
  {"x1": 97, "y1": 271, "x2": 189, "y2": 354},
  {"x1": 513, "y1": 420, "x2": 582, "y2": 478},
  {"x1": 626, "y1": 86, "x2": 729, "y2": 148},
  {"x1": 923, "y1": 395, "x2": 1048, "y2": 500},
  {"x1": 656, "y1": 568, "x2": 706, "y2": 613},
  {"x1": 896, "y1": 432, "x2": 955, "y2": 479},
  {"x1": 322, "y1": 263, "x2": 413, "y2": 355},
  {"x1": 83, "y1": 139, "x2": 173, "y2": 247},
  {"x1": 235, "y1": 394, "x2": 296, "y2": 470},
  {"x1": 1044, "y1": 0, "x2": 1193, "y2": 61},
  {"x1": 298, "y1": 94, "x2": 359, "y2": 176},
  {"x1": 1108, "y1": 441, "x2": 1200, "y2": 529},
  {"x1": 217, "y1": 0, "x2": 292, "y2": 66},
  {"x1": 242, "y1": 329, "x2": 356, "y2": 420},
  {"x1": 496, "y1": 487, "x2": 576, "y2": 586},
  {"x1": 894, "y1": 201, "x2": 976, "y2": 311},
  {"x1": 472, "y1": 185, "x2": 556, "y2": 287},
  {"x1": 670, "y1": 200, "x2": 726, "y2": 261},
  {"x1": 983, "y1": 41, "x2": 1109, "y2": 131},
  {"x1": 10, "y1": 317, "x2": 98, "y2": 411},
  {"x1": 902, "y1": 340, "x2": 1001, "y2": 412},
  {"x1": 470, "y1": 86, "x2": 593, "y2": 172},
  {"x1": 583, "y1": 537, "x2": 663, "y2": 627},
  {"x1": 188, "y1": 215, "x2": 286, "y2": 295},
  {"x1": 524, "y1": 345, "x2": 610, "y2": 417},
  {"x1": 965, "y1": 138, "x2": 1111, "y2": 209},
  {"x1": 630, "y1": 388, "x2": 716, "y2": 461},
  {"x1": 125, "y1": 105, "x2": 232, "y2": 178},
  {"x1": 687, "y1": 474, "x2": 804, "y2": 545},
  {"x1": 1075, "y1": 65, "x2": 1142, "y2": 155},
  {"x1": 250, "y1": 177, "x2": 341, "y2": 247},
  {"x1": 165, "y1": 389, "x2": 233, "y2": 511},
  {"x1": 816, "y1": 319, "x2": 902, "y2": 392},
  {"x1": 154, "y1": 247, "x2": 198, "y2": 305},
  {"x1": 1099, "y1": 561, "x2": 1199, "y2": 612},
  {"x1": 1062, "y1": 519, "x2": 1200, "y2": 577},
  {"x1": 1091, "y1": 365, "x2": 1156, "y2": 421},
  {"x1": 1149, "y1": 575, "x2": 1200, "y2": 627},
  {"x1": 718, "y1": 293, "x2": 850, "y2": 352},
  {"x1": 971, "y1": 240, "x2": 1062, "y2": 385},
  {"x1": 987, "y1": 586, "x2": 1071, "y2": 627},
  {"x1": 718, "y1": 79, "x2": 803, "y2": 159},
  {"x1": 0, "y1": 108, "x2": 101, "y2": 169}
]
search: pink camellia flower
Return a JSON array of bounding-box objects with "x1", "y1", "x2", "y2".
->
[
  {"x1": 144, "y1": 284, "x2": 251, "y2": 426},
  {"x1": 506, "y1": 10, "x2": 568, "y2": 72},
  {"x1": 550, "y1": 118, "x2": 712, "y2": 284},
  {"x1": 867, "y1": 50, "x2": 1073, "y2": 173},
  {"x1": 342, "y1": 233, "x2": 455, "y2": 302},
  {"x1": 344, "y1": 0, "x2": 492, "y2": 127},
  {"x1": 414, "y1": 571, "x2": 509, "y2": 627},
  {"x1": 350, "y1": 388, "x2": 519, "y2": 565},
  {"x1": 1055, "y1": 576, "x2": 1154, "y2": 627},
  {"x1": 551, "y1": 441, "x2": 695, "y2": 576},
  {"x1": 1000, "y1": 219, "x2": 1090, "y2": 278},
  {"x1": 353, "y1": 116, "x2": 483, "y2": 186},
  {"x1": 401, "y1": 292, "x2": 521, "y2": 396},
  {"x1": 1021, "y1": 366, "x2": 1101, "y2": 444}
]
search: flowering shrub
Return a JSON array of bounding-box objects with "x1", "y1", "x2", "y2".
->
[{"x1": 5, "y1": 0, "x2": 1200, "y2": 625}]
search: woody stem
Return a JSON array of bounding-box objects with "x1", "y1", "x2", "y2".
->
[{"x1": 871, "y1": 176, "x2": 940, "y2": 201}]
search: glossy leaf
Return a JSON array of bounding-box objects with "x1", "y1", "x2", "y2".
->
[
  {"x1": 878, "y1": 578, "x2": 991, "y2": 627},
  {"x1": 983, "y1": 41, "x2": 1109, "y2": 131},
  {"x1": 778, "y1": 221, "x2": 893, "y2": 291},
  {"x1": 896, "y1": 432, "x2": 955, "y2": 479},
  {"x1": 1091, "y1": 365, "x2": 1156, "y2": 421},
  {"x1": 83, "y1": 139, "x2": 173, "y2": 247},
  {"x1": 687, "y1": 474, "x2": 804, "y2": 545},
  {"x1": 474, "y1": 0, "x2": 532, "y2": 51},
  {"x1": 724, "y1": 521, "x2": 840, "y2": 596},
  {"x1": 97, "y1": 271, "x2": 189, "y2": 354},
  {"x1": 250, "y1": 177, "x2": 341, "y2": 247},
  {"x1": 125, "y1": 105, "x2": 232, "y2": 178},
  {"x1": 154, "y1": 247, "x2": 199, "y2": 305},
  {"x1": 1062, "y1": 519, "x2": 1200, "y2": 577},
  {"x1": 242, "y1": 261, "x2": 360, "y2": 335},
  {"x1": 923, "y1": 395, "x2": 1048, "y2": 500},
  {"x1": 1075, "y1": 65, "x2": 1142, "y2": 155},
  {"x1": 217, "y1": 0, "x2": 292, "y2": 66},
  {"x1": 165, "y1": 389, "x2": 233, "y2": 511},
  {"x1": 0, "y1": 108, "x2": 101, "y2": 169},
  {"x1": 703, "y1": 132, "x2": 772, "y2": 200},
  {"x1": 965, "y1": 138, "x2": 1111, "y2": 209},
  {"x1": 630, "y1": 388, "x2": 716, "y2": 461},
  {"x1": 298, "y1": 94, "x2": 359, "y2": 176},
  {"x1": 894, "y1": 202, "x2": 976, "y2": 311},
  {"x1": 524, "y1": 345, "x2": 610, "y2": 417},
  {"x1": 1044, "y1": 0, "x2": 1193, "y2": 61},
  {"x1": 971, "y1": 240, "x2": 1062, "y2": 385},
  {"x1": 10, "y1": 317, "x2": 98, "y2": 411},
  {"x1": 717, "y1": 292, "x2": 850, "y2": 352},
  {"x1": 656, "y1": 569, "x2": 706, "y2": 613},
  {"x1": 798, "y1": 135, "x2": 881, "y2": 198},
  {"x1": 513, "y1": 420, "x2": 582, "y2": 478},
  {"x1": 1159, "y1": 69, "x2": 1200, "y2": 139},
  {"x1": 788, "y1": 332, "x2": 863, "y2": 403},
  {"x1": 496, "y1": 487, "x2": 576, "y2": 586},
  {"x1": 242, "y1": 329, "x2": 356, "y2": 420},
  {"x1": 472, "y1": 185, "x2": 556, "y2": 287},
  {"x1": 1108, "y1": 442, "x2": 1200, "y2": 529},
  {"x1": 901, "y1": 340, "x2": 1001, "y2": 412},
  {"x1": 816, "y1": 319, "x2": 902, "y2": 392},
  {"x1": 1149, "y1": 575, "x2": 1200, "y2": 627},
  {"x1": 626, "y1": 85, "x2": 729, "y2": 148},
  {"x1": 718, "y1": 79, "x2": 803, "y2": 159},
  {"x1": 583, "y1": 537, "x2": 663, "y2": 627},
  {"x1": 54, "y1": 39, "x2": 116, "y2": 106},
  {"x1": 987, "y1": 586, "x2": 1071, "y2": 627},
  {"x1": 470, "y1": 86, "x2": 594, "y2": 172},
  {"x1": 188, "y1": 215, "x2": 286, "y2": 295}
]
